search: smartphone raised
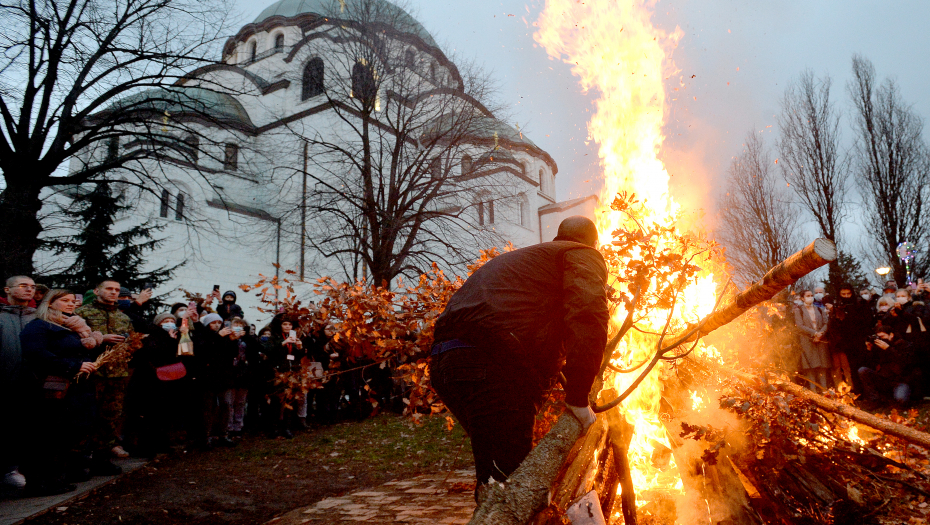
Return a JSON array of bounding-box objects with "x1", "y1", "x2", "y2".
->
[
  {"x1": 289, "y1": 330, "x2": 297, "y2": 339},
  {"x1": 213, "y1": 284, "x2": 220, "y2": 293}
]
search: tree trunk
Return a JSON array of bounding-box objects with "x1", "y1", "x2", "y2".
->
[
  {"x1": 468, "y1": 413, "x2": 584, "y2": 525},
  {"x1": 702, "y1": 359, "x2": 930, "y2": 450},
  {"x1": 0, "y1": 177, "x2": 44, "y2": 278},
  {"x1": 661, "y1": 238, "x2": 836, "y2": 351}
]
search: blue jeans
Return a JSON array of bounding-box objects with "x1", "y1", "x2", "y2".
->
[{"x1": 858, "y1": 367, "x2": 911, "y2": 404}]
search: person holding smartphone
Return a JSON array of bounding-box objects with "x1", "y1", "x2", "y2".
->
[
  {"x1": 191, "y1": 313, "x2": 237, "y2": 449},
  {"x1": 267, "y1": 315, "x2": 305, "y2": 438}
]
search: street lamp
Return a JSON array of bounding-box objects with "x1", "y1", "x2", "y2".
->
[{"x1": 876, "y1": 267, "x2": 892, "y2": 288}]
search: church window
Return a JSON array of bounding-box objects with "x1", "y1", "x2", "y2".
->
[
  {"x1": 248, "y1": 41, "x2": 257, "y2": 62},
  {"x1": 224, "y1": 143, "x2": 238, "y2": 171},
  {"x1": 351, "y1": 61, "x2": 376, "y2": 104},
  {"x1": 105, "y1": 136, "x2": 118, "y2": 161},
  {"x1": 175, "y1": 193, "x2": 185, "y2": 221},
  {"x1": 539, "y1": 168, "x2": 545, "y2": 193},
  {"x1": 429, "y1": 63, "x2": 436, "y2": 82},
  {"x1": 488, "y1": 200, "x2": 494, "y2": 224},
  {"x1": 405, "y1": 49, "x2": 415, "y2": 68},
  {"x1": 274, "y1": 34, "x2": 285, "y2": 52},
  {"x1": 183, "y1": 135, "x2": 199, "y2": 163},
  {"x1": 461, "y1": 154, "x2": 472, "y2": 175},
  {"x1": 477, "y1": 201, "x2": 484, "y2": 226},
  {"x1": 159, "y1": 189, "x2": 169, "y2": 218},
  {"x1": 302, "y1": 57, "x2": 325, "y2": 100}
]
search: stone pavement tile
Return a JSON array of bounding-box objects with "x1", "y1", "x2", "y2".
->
[{"x1": 268, "y1": 470, "x2": 477, "y2": 525}]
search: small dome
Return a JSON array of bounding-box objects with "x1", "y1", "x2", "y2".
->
[
  {"x1": 253, "y1": 0, "x2": 438, "y2": 49},
  {"x1": 110, "y1": 87, "x2": 254, "y2": 128}
]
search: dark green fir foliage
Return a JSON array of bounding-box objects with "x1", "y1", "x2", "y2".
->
[{"x1": 41, "y1": 183, "x2": 179, "y2": 310}]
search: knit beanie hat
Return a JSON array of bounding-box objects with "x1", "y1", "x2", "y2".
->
[
  {"x1": 201, "y1": 313, "x2": 223, "y2": 326},
  {"x1": 153, "y1": 312, "x2": 176, "y2": 326}
]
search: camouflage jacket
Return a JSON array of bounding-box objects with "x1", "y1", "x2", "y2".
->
[{"x1": 76, "y1": 300, "x2": 135, "y2": 378}]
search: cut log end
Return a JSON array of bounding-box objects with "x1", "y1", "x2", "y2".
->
[{"x1": 812, "y1": 238, "x2": 837, "y2": 262}]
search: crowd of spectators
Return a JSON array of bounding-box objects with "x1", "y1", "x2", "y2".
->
[
  {"x1": 789, "y1": 279, "x2": 930, "y2": 409},
  {"x1": 0, "y1": 276, "x2": 393, "y2": 497}
]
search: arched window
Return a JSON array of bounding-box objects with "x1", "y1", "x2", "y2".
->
[
  {"x1": 248, "y1": 41, "x2": 257, "y2": 62},
  {"x1": 183, "y1": 135, "x2": 199, "y2": 163},
  {"x1": 405, "y1": 49, "x2": 415, "y2": 68},
  {"x1": 274, "y1": 34, "x2": 285, "y2": 52},
  {"x1": 159, "y1": 189, "x2": 170, "y2": 218},
  {"x1": 351, "y1": 61, "x2": 376, "y2": 104},
  {"x1": 302, "y1": 57, "x2": 325, "y2": 100},
  {"x1": 175, "y1": 193, "x2": 185, "y2": 221},
  {"x1": 539, "y1": 168, "x2": 546, "y2": 193},
  {"x1": 461, "y1": 154, "x2": 472, "y2": 176},
  {"x1": 429, "y1": 63, "x2": 436, "y2": 82},
  {"x1": 105, "y1": 136, "x2": 119, "y2": 161}
]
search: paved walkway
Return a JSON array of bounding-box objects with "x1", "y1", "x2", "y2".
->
[
  {"x1": 0, "y1": 458, "x2": 146, "y2": 525},
  {"x1": 268, "y1": 470, "x2": 477, "y2": 524}
]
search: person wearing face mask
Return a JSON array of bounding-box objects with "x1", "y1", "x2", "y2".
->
[
  {"x1": 216, "y1": 291, "x2": 245, "y2": 321},
  {"x1": 126, "y1": 313, "x2": 188, "y2": 458},
  {"x1": 226, "y1": 317, "x2": 261, "y2": 438},
  {"x1": 794, "y1": 289, "x2": 831, "y2": 389},
  {"x1": 249, "y1": 328, "x2": 276, "y2": 433},
  {"x1": 20, "y1": 290, "x2": 102, "y2": 495},
  {"x1": 812, "y1": 286, "x2": 829, "y2": 308},
  {"x1": 826, "y1": 284, "x2": 874, "y2": 392},
  {"x1": 858, "y1": 324, "x2": 922, "y2": 408},
  {"x1": 190, "y1": 313, "x2": 238, "y2": 449},
  {"x1": 883, "y1": 289, "x2": 923, "y2": 344}
]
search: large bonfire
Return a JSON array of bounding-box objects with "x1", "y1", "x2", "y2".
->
[{"x1": 535, "y1": 0, "x2": 718, "y2": 514}]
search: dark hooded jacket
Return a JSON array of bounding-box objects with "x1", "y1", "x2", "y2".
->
[
  {"x1": 216, "y1": 291, "x2": 245, "y2": 321},
  {"x1": 432, "y1": 241, "x2": 609, "y2": 407}
]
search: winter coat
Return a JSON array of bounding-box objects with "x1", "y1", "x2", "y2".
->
[
  {"x1": 794, "y1": 304, "x2": 831, "y2": 369},
  {"x1": 216, "y1": 291, "x2": 245, "y2": 321},
  {"x1": 75, "y1": 300, "x2": 135, "y2": 378},
  {"x1": 868, "y1": 337, "x2": 922, "y2": 384},
  {"x1": 230, "y1": 334, "x2": 263, "y2": 388},
  {"x1": 268, "y1": 335, "x2": 307, "y2": 373},
  {"x1": 193, "y1": 328, "x2": 237, "y2": 390},
  {"x1": 432, "y1": 240, "x2": 609, "y2": 407},
  {"x1": 20, "y1": 319, "x2": 96, "y2": 382},
  {"x1": 0, "y1": 304, "x2": 36, "y2": 384}
]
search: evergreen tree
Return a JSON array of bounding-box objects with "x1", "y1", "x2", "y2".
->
[
  {"x1": 41, "y1": 182, "x2": 179, "y2": 300},
  {"x1": 827, "y1": 251, "x2": 871, "y2": 295}
]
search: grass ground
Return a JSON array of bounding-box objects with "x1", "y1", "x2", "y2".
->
[{"x1": 16, "y1": 413, "x2": 473, "y2": 525}]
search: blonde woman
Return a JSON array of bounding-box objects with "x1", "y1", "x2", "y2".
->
[{"x1": 19, "y1": 290, "x2": 102, "y2": 495}]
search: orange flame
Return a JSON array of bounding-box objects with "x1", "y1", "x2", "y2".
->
[{"x1": 535, "y1": 0, "x2": 718, "y2": 515}]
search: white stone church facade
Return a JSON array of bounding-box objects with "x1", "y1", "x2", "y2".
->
[{"x1": 39, "y1": 0, "x2": 595, "y2": 320}]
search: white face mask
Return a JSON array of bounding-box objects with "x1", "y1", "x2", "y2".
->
[
  {"x1": 793, "y1": 300, "x2": 803, "y2": 306},
  {"x1": 161, "y1": 323, "x2": 177, "y2": 331},
  {"x1": 861, "y1": 293, "x2": 871, "y2": 300},
  {"x1": 803, "y1": 296, "x2": 814, "y2": 305},
  {"x1": 879, "y1": 305, "x2": 891, "y2": 312},
  {"x1": 896, "y1": 296, "x2": 909, "y2": 304},
  {"x1": 177, "y1": 310, "x2": 188, "y2": 318},
  {"x1": 813, "y1": 293, "x2": 824, "y2": 301}
]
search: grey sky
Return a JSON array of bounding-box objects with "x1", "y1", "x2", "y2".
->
[{"x1": 234, "y1": 0, "x2": 930, "y2": 243}]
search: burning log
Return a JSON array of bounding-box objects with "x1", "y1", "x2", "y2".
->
[{"x1": 661, "y1": 237, "x2": 836, "y2": 352}]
